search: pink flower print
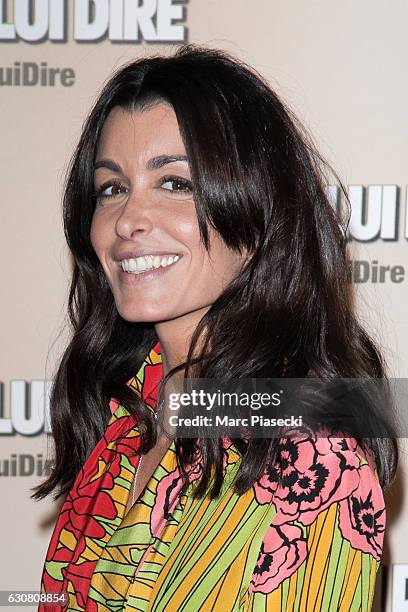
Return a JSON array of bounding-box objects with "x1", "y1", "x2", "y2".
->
[
  {"x1": 187, "y1": 456, "x2": 203, "y2": 484},
  {"x1": 251, "y1": 523, "x2": 307, "y2": 593},
  {"x1": 253, "y1": 437, "x2": 316, "y2": 506},
  {"x1": 339, "y1": 463, "x2": 385, "y2": 560},
  {"x1": 150, "y1": 465, "x2": 185, "y2": 538},
  {"x1": 254, "y1": 435, "x2": 362, "y2": 525},
  {"x1": 319, "y1": 433, "x2": 358, "y2": 457}
]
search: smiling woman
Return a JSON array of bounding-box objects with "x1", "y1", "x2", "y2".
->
[
  {"x1": 33, "y1": 44, "x2": 397, "y2": 612},
  {"x1": 90, "y1": 104, "x2": 247, "y2": 334}
]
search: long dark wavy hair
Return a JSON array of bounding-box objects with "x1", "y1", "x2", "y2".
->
[{"x1": 32, "y1": 44, "x2": 398, "y2": 502}]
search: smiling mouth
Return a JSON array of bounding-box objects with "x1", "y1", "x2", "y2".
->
[{"x1": 121, "y1": 254, "x2": 181, "y2": 275}]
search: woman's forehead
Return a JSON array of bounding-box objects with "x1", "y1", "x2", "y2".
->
[{"x1": 96, "y1": 104, "x2": 186, "y2": 161}]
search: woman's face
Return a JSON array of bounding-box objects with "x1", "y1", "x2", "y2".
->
[{"x1": 90, "y1": 103, "x2": 247, "y2": 327}]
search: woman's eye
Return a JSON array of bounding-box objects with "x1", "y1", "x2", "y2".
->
[
  {"x1": 95, "y1": 182, "x2": 128, "y2": 199},
  {"x1": 161, "y1": 176, "x2": 193, "y2": 194}
]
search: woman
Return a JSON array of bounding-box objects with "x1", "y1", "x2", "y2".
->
[{"x1": 34, "y1": 44, "x2": 397, "y2": 611}]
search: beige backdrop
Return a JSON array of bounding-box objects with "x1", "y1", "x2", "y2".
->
[{"x1": 1, "y1": 1, "x2": 407, "y2": 611}]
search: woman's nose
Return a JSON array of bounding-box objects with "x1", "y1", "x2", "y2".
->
[{"x1": 115, "y1": 189, "x2": 154, "y2": 240}]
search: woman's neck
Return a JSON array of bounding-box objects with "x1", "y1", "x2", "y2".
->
[{"x1": 154, "y1": 306, "x2": 210, "y2": 377}]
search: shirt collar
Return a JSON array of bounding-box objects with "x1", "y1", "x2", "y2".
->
[
  {"x1": 136, "y1": 340, "x2": 163, "y2": 409},
  {"x1": 109, "y1": 340, "x2": 162, "y2": 416}
]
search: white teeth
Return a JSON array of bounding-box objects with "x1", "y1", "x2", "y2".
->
[
  {"x1": 136, "y1": 258, "x2": 146, "y2": 272},
  {"x1": 121, "y1": 254, "x2": 180, "y2": 274}
]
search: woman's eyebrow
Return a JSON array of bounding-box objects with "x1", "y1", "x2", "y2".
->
[
  {"x1": 94, "y1": 155, "x2": 189, "y2": 174},
  {"x1": 146, "y1": 155, "x2": 189, "y2": 170},
  {"x1": 94, "y1": 159, "x2": 122, "y2": 173}
]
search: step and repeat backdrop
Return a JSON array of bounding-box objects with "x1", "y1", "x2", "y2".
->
[{"x1": 1, "y1": 1, "x2": 407, "y2": 610}]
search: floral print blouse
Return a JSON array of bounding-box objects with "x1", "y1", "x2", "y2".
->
[{"x1": 38, "y1": 340, "x2": 385, "y2": 611}]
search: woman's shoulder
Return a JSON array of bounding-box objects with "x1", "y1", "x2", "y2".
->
[
  {"x1": 247, "y1": 431, "x2": 385, "y2": 602},
  {"x1": 252, "y1": 430, "x2": 385, "y2": 555}
]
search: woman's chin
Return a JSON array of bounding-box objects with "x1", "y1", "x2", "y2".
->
[{"x1": 115, "y1": 303, "x2": 173, "y2": 324}]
